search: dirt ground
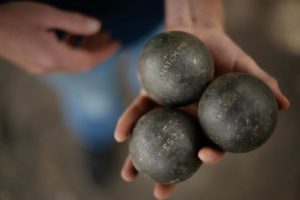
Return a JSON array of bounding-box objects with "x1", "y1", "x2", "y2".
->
[{"x1": 0, "y1": 0, "x2": 300, "y2": 200}]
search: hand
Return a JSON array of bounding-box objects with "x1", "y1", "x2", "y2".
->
[
  {"x1": 114, "y1": 27, "x2": 290, "y2": 199},
  {"x1": 167, "y1": 26, "x2": 290, "y2": 111},
  {"x1": 115, "y1": 0, "x2": 290, "y2": 199},
  {"x1": 114, "y1": 90, "x2": 225, "y2": 200},
  {"x1": 0, "y1": 2, "x2": 120, "y2": 75}
]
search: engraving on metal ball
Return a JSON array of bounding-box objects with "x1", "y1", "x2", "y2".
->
[
  {"x1": 160, "y1": 42, "x2": 188, "y2": 76},
  {"x1": 129, "y1": 108, "x2": 203, "y2": 184},
  {"x1": 138, "y1": 31, "x2": 214, "y2": 106},
  {"x1": 162, "y1": 133, "x2": 179, "y2": 151}
]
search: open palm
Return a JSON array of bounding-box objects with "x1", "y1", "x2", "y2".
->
[{"x1": 114, "y1": 28, "x2": 289, "y2": 200}]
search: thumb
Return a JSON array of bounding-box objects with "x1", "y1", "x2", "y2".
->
[{"x1": 44, "y1": 7, "x2": 101, "y2": 35}]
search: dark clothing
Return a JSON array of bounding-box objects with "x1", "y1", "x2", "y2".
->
[{"x1": 0, "y1": 0, "x2": 164, "y2": 45}]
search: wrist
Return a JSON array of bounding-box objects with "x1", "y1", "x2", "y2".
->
[{"x1": 165, "y1": 0, "x2": 224, "y2": 32}]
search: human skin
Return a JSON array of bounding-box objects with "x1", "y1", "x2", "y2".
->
[
  {"x1": 114, "y1": 0, "x2": 290, "y2": 199},
  {"x1": 0, "y1": 1, "x2": 290, "y2": 199},
  {"x1": 0, "y1": 2, "x2": 120, "y2": 75}
]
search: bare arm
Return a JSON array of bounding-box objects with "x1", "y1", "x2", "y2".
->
[{"x1": 165, "y1": 0, "x2": 224, "y2": 31}]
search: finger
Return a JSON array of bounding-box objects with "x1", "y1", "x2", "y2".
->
[
  {"x1": 198, "y1": 147, "x2": 225, "y2": 165},
  {"x1": 235, "y1": 52, "x2": 290, "y2": 110},
  {"x1": 260, "y1": 73, "x2": 290, "y2": 110},
  {"x1": 56, "y1": 40, "x2": 120, "y2": 72},
  {"x1": 43, "y1": 7, "x2": 101, "y2": 35},
  {"x1": 121, "y1": 155, "x2": 138, "y2": 182},
  {"x1": 25, "y1": 66, "x2": 50, "y2": 76},
  {"x1": 80, "y1": 32, "x2": 112, "y2": 50},
  {"x1": 77, "y1": 32, "x2": 121, "y2": 66},
  {"x1": 62, "y1": 34, "x2": 84, "y2": 47},
  {"x1": 114, "y1": 92, "x2": 158, "y2": 142},
  {"x1": 154, "y1": 183, "x2": 176, "y2": 200},
  {"x1": 86, "y1": 39, "x2": 120, "y2": 61}
]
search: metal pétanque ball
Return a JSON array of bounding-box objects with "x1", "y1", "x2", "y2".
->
[
  {"x1": 129, "y1": 108, "x2": 203, "y2": 184},
  {"x1": 138, "y1": 31, "x2": 214, "y2": 106},
  {"x1": 198, "y1": 73, "x2": 278, "y2": 153}
]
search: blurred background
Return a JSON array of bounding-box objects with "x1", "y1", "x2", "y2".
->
[{"x1": 0, "y1": 0, "x2": 300, "y2": 199}]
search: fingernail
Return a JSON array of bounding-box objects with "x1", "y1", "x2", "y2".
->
[{"x1": 86, "y1": 18, "x2": 100, "y2": 32}]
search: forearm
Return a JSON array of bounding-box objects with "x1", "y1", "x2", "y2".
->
[{"x1": 165, "y1": 0, "x2": 224, "y2": 31}]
